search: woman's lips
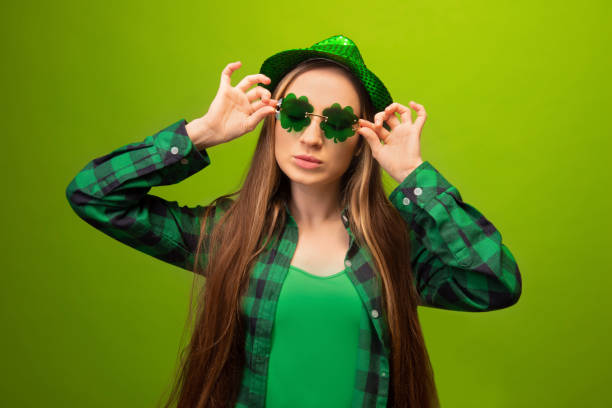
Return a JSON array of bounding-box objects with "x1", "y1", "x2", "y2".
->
[{"x1": 293, "y1": 156, "x2": 322, "y2": 169}]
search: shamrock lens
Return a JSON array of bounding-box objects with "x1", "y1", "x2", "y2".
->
[
  {"x1": 322, "y1": 104, "x2": 358, "y2": 131},
  {"x1": 278, "y1": 93, "x2": 313, "y2": 132},
  {"x1": 320, "y1": 103, "x2": 359, "y2": 143}
]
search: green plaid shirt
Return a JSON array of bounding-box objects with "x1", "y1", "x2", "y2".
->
[{"x1": 65, "y1": 119, "x2": 522, "y2": 407}]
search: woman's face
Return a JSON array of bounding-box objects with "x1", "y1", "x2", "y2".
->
[{"x1": 274, "y1": 66, "x2": 362, "y2": 187}]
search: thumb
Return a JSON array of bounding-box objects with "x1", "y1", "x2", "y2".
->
[
  {"x1": 246, "y1": 106, "x2": 275, "y2": 131},
  {"x1": 357, "y1": 126, "x2": 382, "y2": 156}
]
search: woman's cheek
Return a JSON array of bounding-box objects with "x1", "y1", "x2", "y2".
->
[{"x1": 274, "y1": 131, "x2": 291, "y2": 158}]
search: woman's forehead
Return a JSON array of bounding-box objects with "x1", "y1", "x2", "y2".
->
[{"x1": 283, "y1": 77, "x2": 361, "y2": 115}]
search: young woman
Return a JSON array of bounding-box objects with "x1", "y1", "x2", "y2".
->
[{"x1": 66, "y1": 35, "x2": 522, "y2": 408}]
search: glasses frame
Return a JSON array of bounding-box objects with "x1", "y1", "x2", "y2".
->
[{"x1": 274, "y1": 96, "x2": 361, "y2": 134}]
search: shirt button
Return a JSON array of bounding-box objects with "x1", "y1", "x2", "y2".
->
[
  {"x1": 414, "y1": 187, "x2": 423, "y2": 196},
  {"x1": 345, "y1": 259, "x2": 352, "y2": 268},
  {"x1": 402, "y1": 197, "x2": 410, "y2": 205},
  {"x1": 180, "y1": 158, "x2": 189, "y2": 165},
  {"x1": 371, "y1": 309, "x2": 379, "y2": 318},
  {"x1": 170, "y1": 146, "x2": 179, "y2": 155},
  {"x1": 381, "y1": 371, "x2": 388, "y2": 377}
]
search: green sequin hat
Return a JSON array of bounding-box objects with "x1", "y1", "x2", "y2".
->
[{"x1": 258, "y1": 34, "x2": 393, "y2": 114}]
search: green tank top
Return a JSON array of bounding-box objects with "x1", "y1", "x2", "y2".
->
[{"x1": 264, "y1": 264, "x2": 366, "y2": 407}]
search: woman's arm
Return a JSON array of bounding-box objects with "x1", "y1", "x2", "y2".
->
[
  {"x1": 65, "y1": 62, "x2": 278, "y2": 275},
  {"x1": 65, "y1": 119, "x2": 230, "y2": 274},
  {"x1": 388, "y1": 160, "x2": 522, "y2": 312}
]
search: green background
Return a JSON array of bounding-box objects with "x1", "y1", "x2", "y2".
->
[{"x1": 2, "y1": 0, "x2": 610, "y2": 406}]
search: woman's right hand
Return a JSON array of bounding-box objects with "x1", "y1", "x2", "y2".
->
[{"x1": 186, "y1": 61, "x2": 278, "y2": 149}]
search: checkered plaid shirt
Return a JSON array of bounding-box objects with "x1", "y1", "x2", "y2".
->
[{"x1": 65, "y1": 119, "x2": 522, "y2": 407}]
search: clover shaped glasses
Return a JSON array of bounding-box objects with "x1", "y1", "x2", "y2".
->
[{"x1": 274, "y1": 93, "x2": 360, "y2": 143}]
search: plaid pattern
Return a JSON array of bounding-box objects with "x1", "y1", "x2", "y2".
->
[{"x1": 66, "y1": 119, "x2": 522, "y2": 407}]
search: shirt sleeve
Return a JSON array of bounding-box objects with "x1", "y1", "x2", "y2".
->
[
  {"x1": 388, "y1": 161, "x2": 522, "y2": 311},
  {"x1": 65, "y1": 118, "x2": 229, "y2": 274}
]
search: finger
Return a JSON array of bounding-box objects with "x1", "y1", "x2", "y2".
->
[
  {"x1": 245, "y1": 86, "x2": 272, "y2": 103},
  {"x1": 357, "y1": 126, "x2": 383, "y2": 156},
  {"x1": 359, "y1": 118, "x2": 388, "y2": 144},
  {"x1": 373, "y1": 112, "x2": 391, "y2": 139},
  {"x1": 236, "y1": 74, "x2": 271, "y2": 92},
  {"x1": 358, "y1": 118, "x2": 377, "y2": 130},
  {"x1": 410, "y1": 101, "x2": 427, "y2": 130},
  {"x1": 220, "y1": 61, "x2": 242, "y2": 87},
  {"x1": 385, "y1": 102, "x2": 413, "y2": 124},
  {"x1": 384, "y1": 108, "x2": 401, "y2": 129},
  {"x1": 249, "y1": 98, "x2": 277, "y2": 113},
  {"x1": 246, "y1": 105, "x2": 277, "y2": 131},
  {"x1": 358, "y1": 118, "x2": 375, "y2": 128}
]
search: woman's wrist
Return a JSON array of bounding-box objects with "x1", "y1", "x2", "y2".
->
[
  {"x1": 185, "y1": 116, "x2": 216, "y2": 150},
  {"x1": 392, "y1": 159, "x2": 424, "y2": 184}
]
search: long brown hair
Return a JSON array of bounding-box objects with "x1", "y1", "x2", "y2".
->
[{"x1": 160, "y1": 58, "x2": 439, "y2": 408}]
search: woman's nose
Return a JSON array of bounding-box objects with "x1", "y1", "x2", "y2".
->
[{"x1": 300, "y1": 116, "x2": 325, "y2": 145}]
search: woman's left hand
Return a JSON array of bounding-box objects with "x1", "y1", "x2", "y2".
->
[{"x1": 357, "y1": 101, "x2": 426, "y2": 183}]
